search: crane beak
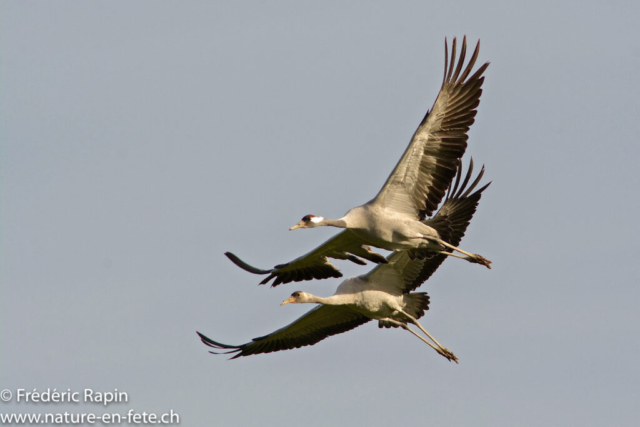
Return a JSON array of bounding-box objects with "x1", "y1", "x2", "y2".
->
[
  {"x1": 281, "y1": 296, "x2": 296, "y2": 306},
  {"x1": 289, "y1": 221, "x2": 305, "y2": 231}
]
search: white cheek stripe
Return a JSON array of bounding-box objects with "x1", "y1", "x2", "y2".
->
[{"x1": 310, "y1": 216, "x2": 324, "y2": 223}]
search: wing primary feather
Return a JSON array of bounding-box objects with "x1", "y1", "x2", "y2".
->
[
  {"x1": 442, "y1": 37, "x2": 449, "y2": 86},
  {"x1": 468, "y1": 62, "x2": 491, "y2": 83},
  {"x1": 456, "y1": 38, "x2": 479, "y2": 83},
  {"x1": 446, "y1": 37, "x2": 457, "y2": 82},
  {"x1": 450, "y1": 35, "x2": 467, "y2": 83},
  {"x1": 461, "y1": 165, "x2": 486, "y2": 198},
  {"x1": 448, "y1": 159, "x2": 464, "y2": 198},
  {"x1": 457, "y1": 157, "x2": 474, "y2": 196},
  {"x1": 260, "y1": 275, "x2": 274, "y2": 285},
  {"x1": 346, "y1": 255, "x2": 367, "y2": 265},
  {"x1": 225, "y1": 252, "x2": 271, "y2": 275},
  {"x1": 197, "y1": 332, "x2": 241, "y2": 351}
]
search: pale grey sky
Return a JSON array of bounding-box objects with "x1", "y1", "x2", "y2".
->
[{"x1": 2, "y1": 1, "x2": 639, "y2": 426}]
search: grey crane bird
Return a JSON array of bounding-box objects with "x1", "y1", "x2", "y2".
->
[
  {"x1": 198, "y1": 161, "x2": 489, "y2": 361},
  {"x1": 226, "y1": 36, "x2": 491, "y2": 287}
]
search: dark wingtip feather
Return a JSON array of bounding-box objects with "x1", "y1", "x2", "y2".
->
[
  {"x1": 461, "y1": 164, "x2": 486, "y2": 198},
  {"x1": 457, "y1": 38, "x2": 480, "y2": 82},
  {"x1": 225, "y1": 252, "x2": 272, "y2": 275},
  {"x1": 451, "y1": 36, "x2": 467, "y2": 83},
  {"x1": 446, "y1": 37, "x2": 457, "y2": 82},
  {"x1": 456, "y1": 157, "x2": 474, "y2": 198},
  {"x1": 443, "y1": 37, "x2": 449, "y2": 86},
  {"x1": 346, "y1": 255, "x2": 367, "y2": 266},
  {"x1": 197, "y1": 331, "x2": 245, "y2": 359},
  {"x1": 198, "y1": 331, "x2": 237, "y2": 350}
]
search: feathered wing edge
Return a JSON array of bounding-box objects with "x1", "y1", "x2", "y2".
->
[{"x1": 197, "y1": 305, "x2": 371, "y2": 359}]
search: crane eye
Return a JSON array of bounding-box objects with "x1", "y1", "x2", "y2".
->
[{"x1": 302, "y1": 215, "x2": 313, "y2": 222}]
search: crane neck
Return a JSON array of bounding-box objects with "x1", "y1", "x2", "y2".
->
[
  {"x1": 305, "y1": 294, "x2": 350, "y2": 306},
  {"x1": 319, "y1": 218, "x2": 347, "y2": 228}
]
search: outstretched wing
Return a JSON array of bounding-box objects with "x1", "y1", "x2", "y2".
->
[
  {"x1": 197, "y1": 305, "x2": 371, "y2": 359},
  {"x1": 372, "y1": 36, "x2": 489, "y2": 220},
  {"x1": 364, "y1": 159, "x2": 490, "y2": 294},
  {"x1": 226, "y1": 230, "x2": 387, "y2": 287}
]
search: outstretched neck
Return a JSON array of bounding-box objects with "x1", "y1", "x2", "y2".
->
[
  {"x1": 304, "y1": 294, "x2": 349, "y2": 306},
  {"x1": 318, "y1": 218, "x2": 347, "y2": 228}
]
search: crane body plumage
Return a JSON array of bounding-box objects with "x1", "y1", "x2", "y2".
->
[
  {"x1": 341, "y1": 204, "x2": 442, "y2": 251},
  {"x1": 309, "y1": 277, "x2": 414, "y2": 319}
]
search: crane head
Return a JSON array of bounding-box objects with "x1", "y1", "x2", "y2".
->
[{"x1": 289, "y1": 215, "x2": 323, "y2": 230}]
